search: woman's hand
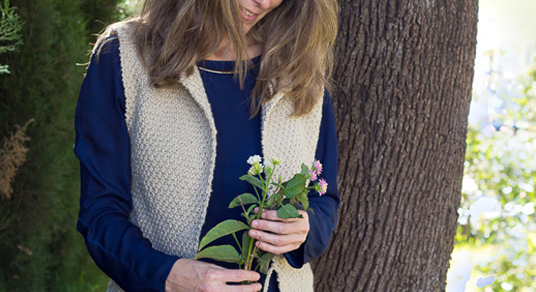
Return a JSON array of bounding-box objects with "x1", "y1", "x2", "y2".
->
[
  {"x1": 248, "y1": 209, "x2": 310, "y2": 255},
  {"x1": 165, "y1": 258, "x2": 262, "y2": 292}
]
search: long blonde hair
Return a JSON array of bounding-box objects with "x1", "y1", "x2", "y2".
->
[{"x1": 98, "y1": 0, "x2": 338, "y2": 117}]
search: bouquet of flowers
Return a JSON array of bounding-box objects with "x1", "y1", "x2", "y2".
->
[{"x1": 194, "y1": 155, "x2": 327, "y2": 274}]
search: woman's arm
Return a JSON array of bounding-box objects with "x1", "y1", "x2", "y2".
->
[{"x1": 75, "y1": 38, "x2": 179, "y2": 291}]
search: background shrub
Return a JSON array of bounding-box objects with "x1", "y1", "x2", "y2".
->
[{"x1": 0, "y1": 0, "x2": 121, "y2": 290}]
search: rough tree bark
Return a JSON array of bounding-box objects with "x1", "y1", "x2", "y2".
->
[{"x1": 312, "y1": 1, "x2": 478, "y2": 291}]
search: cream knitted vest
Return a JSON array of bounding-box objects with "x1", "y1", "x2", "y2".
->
[{"x1": 107, "y1": 24, "x2": 323, "y2": 292}]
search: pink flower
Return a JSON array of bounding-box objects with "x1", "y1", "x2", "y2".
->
[
  {"x1": 318, "y1": 179, "x2": 328, "y2": 196},
  {"x1": 308, "y1": 159, "x2": 323, "y2": 181},
  {"x1": 309, "y1": 169, "x2": 318, "y2": 181},
  {"x1": 312, "y1": 159, "x2": 323, "y2": 176}
]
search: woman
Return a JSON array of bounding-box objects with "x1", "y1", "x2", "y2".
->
[{"x1": 75, "y1": 0, "x2": 339, "y2": 291}]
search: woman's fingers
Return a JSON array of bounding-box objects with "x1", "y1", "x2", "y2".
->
[
  {"x1": 213, "y1": 267, "x2": 261, "y2": 283},
  {"x1": 253, "y1": 234, "x2": 303, "y2": 255},
  {"x1": 166, "y1": 259, "x2": 262, "y2": 292},
  {"x1": 253, "y1": 208, "x2": 305, "y2": 222},
  {"x1": 251, "y1": 217, "x2": 308, "y2": 235},
  {"x1": 252, "y1": 210, "x2": 309, "y2": 233},
  {"x1": 250, "y1": 229, "x2": 304, "y2": 245},
  {"x1": 248, "y1": 228, "x2": 306, "y2": 254},
  {"x1": 249, "y1": 210, "x2": 309, "y2": 254},
  {"x1": 255, "y1": 209, "x2": 283, "y2": 221}
]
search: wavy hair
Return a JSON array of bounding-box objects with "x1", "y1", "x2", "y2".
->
[{"x1": 98, "y1": 0, "x2": 338, "y2": 117}]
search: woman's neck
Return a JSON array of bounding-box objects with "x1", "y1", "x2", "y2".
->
[{"x1": 205, "y1": 35, "x2": 262, "y2": 61}]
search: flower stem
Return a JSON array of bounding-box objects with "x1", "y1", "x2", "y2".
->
[
  {"x1": 239, "y1": 197, "x2": 252, "y2": 226},
  {"x1": 232, "y1": 232, "x2": 241, "y2": 251},
  {"x1": 245, "y1": 185, "x2": 268, "y2": 270}
]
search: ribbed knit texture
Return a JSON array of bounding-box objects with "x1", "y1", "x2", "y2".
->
[{"x1": 107, "y1": 23, "x2": 323, "y2": 292}]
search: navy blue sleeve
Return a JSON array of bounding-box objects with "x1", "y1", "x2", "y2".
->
[
  {"x1": 284, "y1": 90, "x2": 340, "y2": 268},
  {"x1": 74, "y1": 37, "x2": 179, "y2": 292}
]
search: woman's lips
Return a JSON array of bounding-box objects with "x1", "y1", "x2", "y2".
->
[{"x1": 240, "y1": 7, "x2": 258, "y2": 22}]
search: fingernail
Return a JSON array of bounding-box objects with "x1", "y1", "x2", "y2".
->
[
  {"x1": 252, "y1": 220, "x2": 258, "y2": 228},
  {"x1": 261, "y1": 212, "x2": 266, "y2": 219}
]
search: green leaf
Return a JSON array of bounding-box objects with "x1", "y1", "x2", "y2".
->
[
  {"x1": 249, "y1": 213, "x2": 257, "y2": 223},
  {"x1": 247, "y1": 204, "x2": 257, "y2": 215},
  {"x1": 277, "y1": 204, "x2": 301, "y2": 219},
  {"x1": 194, "y1": 245, "x2": 243, "y2": 264},
  {"x1": 229, "y1": 193, "x2": 259, "y2": 208},
  {"x1": 266, "y1": 190, "x2": 281, "y2": 207},
  {"x1": 240, "y1": 175, "x2": 264, "y2": 189},
  {"x1": 283, "y1": 174, "x2": 307, "y2": 199},
  {"x1": 241, "y1": 204, "x2": 258, "y2": 223},
  {"x1": 257, "y1": 252, "x2": 275, "y2": 274},
  {"x1": 297, "y1": 191, "x2": 309, "y2": 210},
  {"x1": 199, "y1": 220, "x2": 249, "y2": 251},
  {"x1": 300, "y1": 163, "x2": 309, "y2": 176},
  {"x1": 240, "y1": 174, "x2": 264, "y2": 190},
  {"x1": 241, "y1": 231, "x2": 252, "y2": 257}
]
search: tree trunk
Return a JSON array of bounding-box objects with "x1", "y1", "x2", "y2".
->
[{"x1": 313, "y1": 1, "x2": 478, "y2": 291}]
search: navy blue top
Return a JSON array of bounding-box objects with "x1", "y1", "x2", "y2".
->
[{"x1": 75, "y1": 37, "x2": 339, "y2": 292}]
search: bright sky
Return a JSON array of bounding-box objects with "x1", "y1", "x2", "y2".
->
[
  {"x1": 470, "y1": 0, "x2": 536, "y2": 128},
  {"x1": 476, "y1": 0, "x2": 536, "y2": 53}
]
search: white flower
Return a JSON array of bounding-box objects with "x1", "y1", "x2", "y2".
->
[
  {"x1": 248, "y1": 166, "x2": 256, "y2": 175},
  {"x1": 247, "y1": 155, "x2": 262, "y2": 165},
  {"x1": 264, "y1": 162, "x2": 273, "y2": 174},
  {"x1": 248, "y1": 163, "x2": 264, "y2": 176},
  {"x1": 269, "y1": 157, "x2": 282, "y2": 166}
]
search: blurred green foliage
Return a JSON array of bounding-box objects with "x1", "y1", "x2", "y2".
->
[
  {"x1": 0, "y1": 0, "x2": 24, "y2": 74},
  {"x1": 80, "y1": 0, "x2": 123, "y2": 35},
  {"x1": 0, "y1": 0, "x2": 124, "y2": 290},
  {"x1": 456, "y1": 60, "x2": 536, "y2": 291}
]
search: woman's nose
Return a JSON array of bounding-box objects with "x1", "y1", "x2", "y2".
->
[{"x1": 253, "y1": 0, "x2": 271, "y2": 9}]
